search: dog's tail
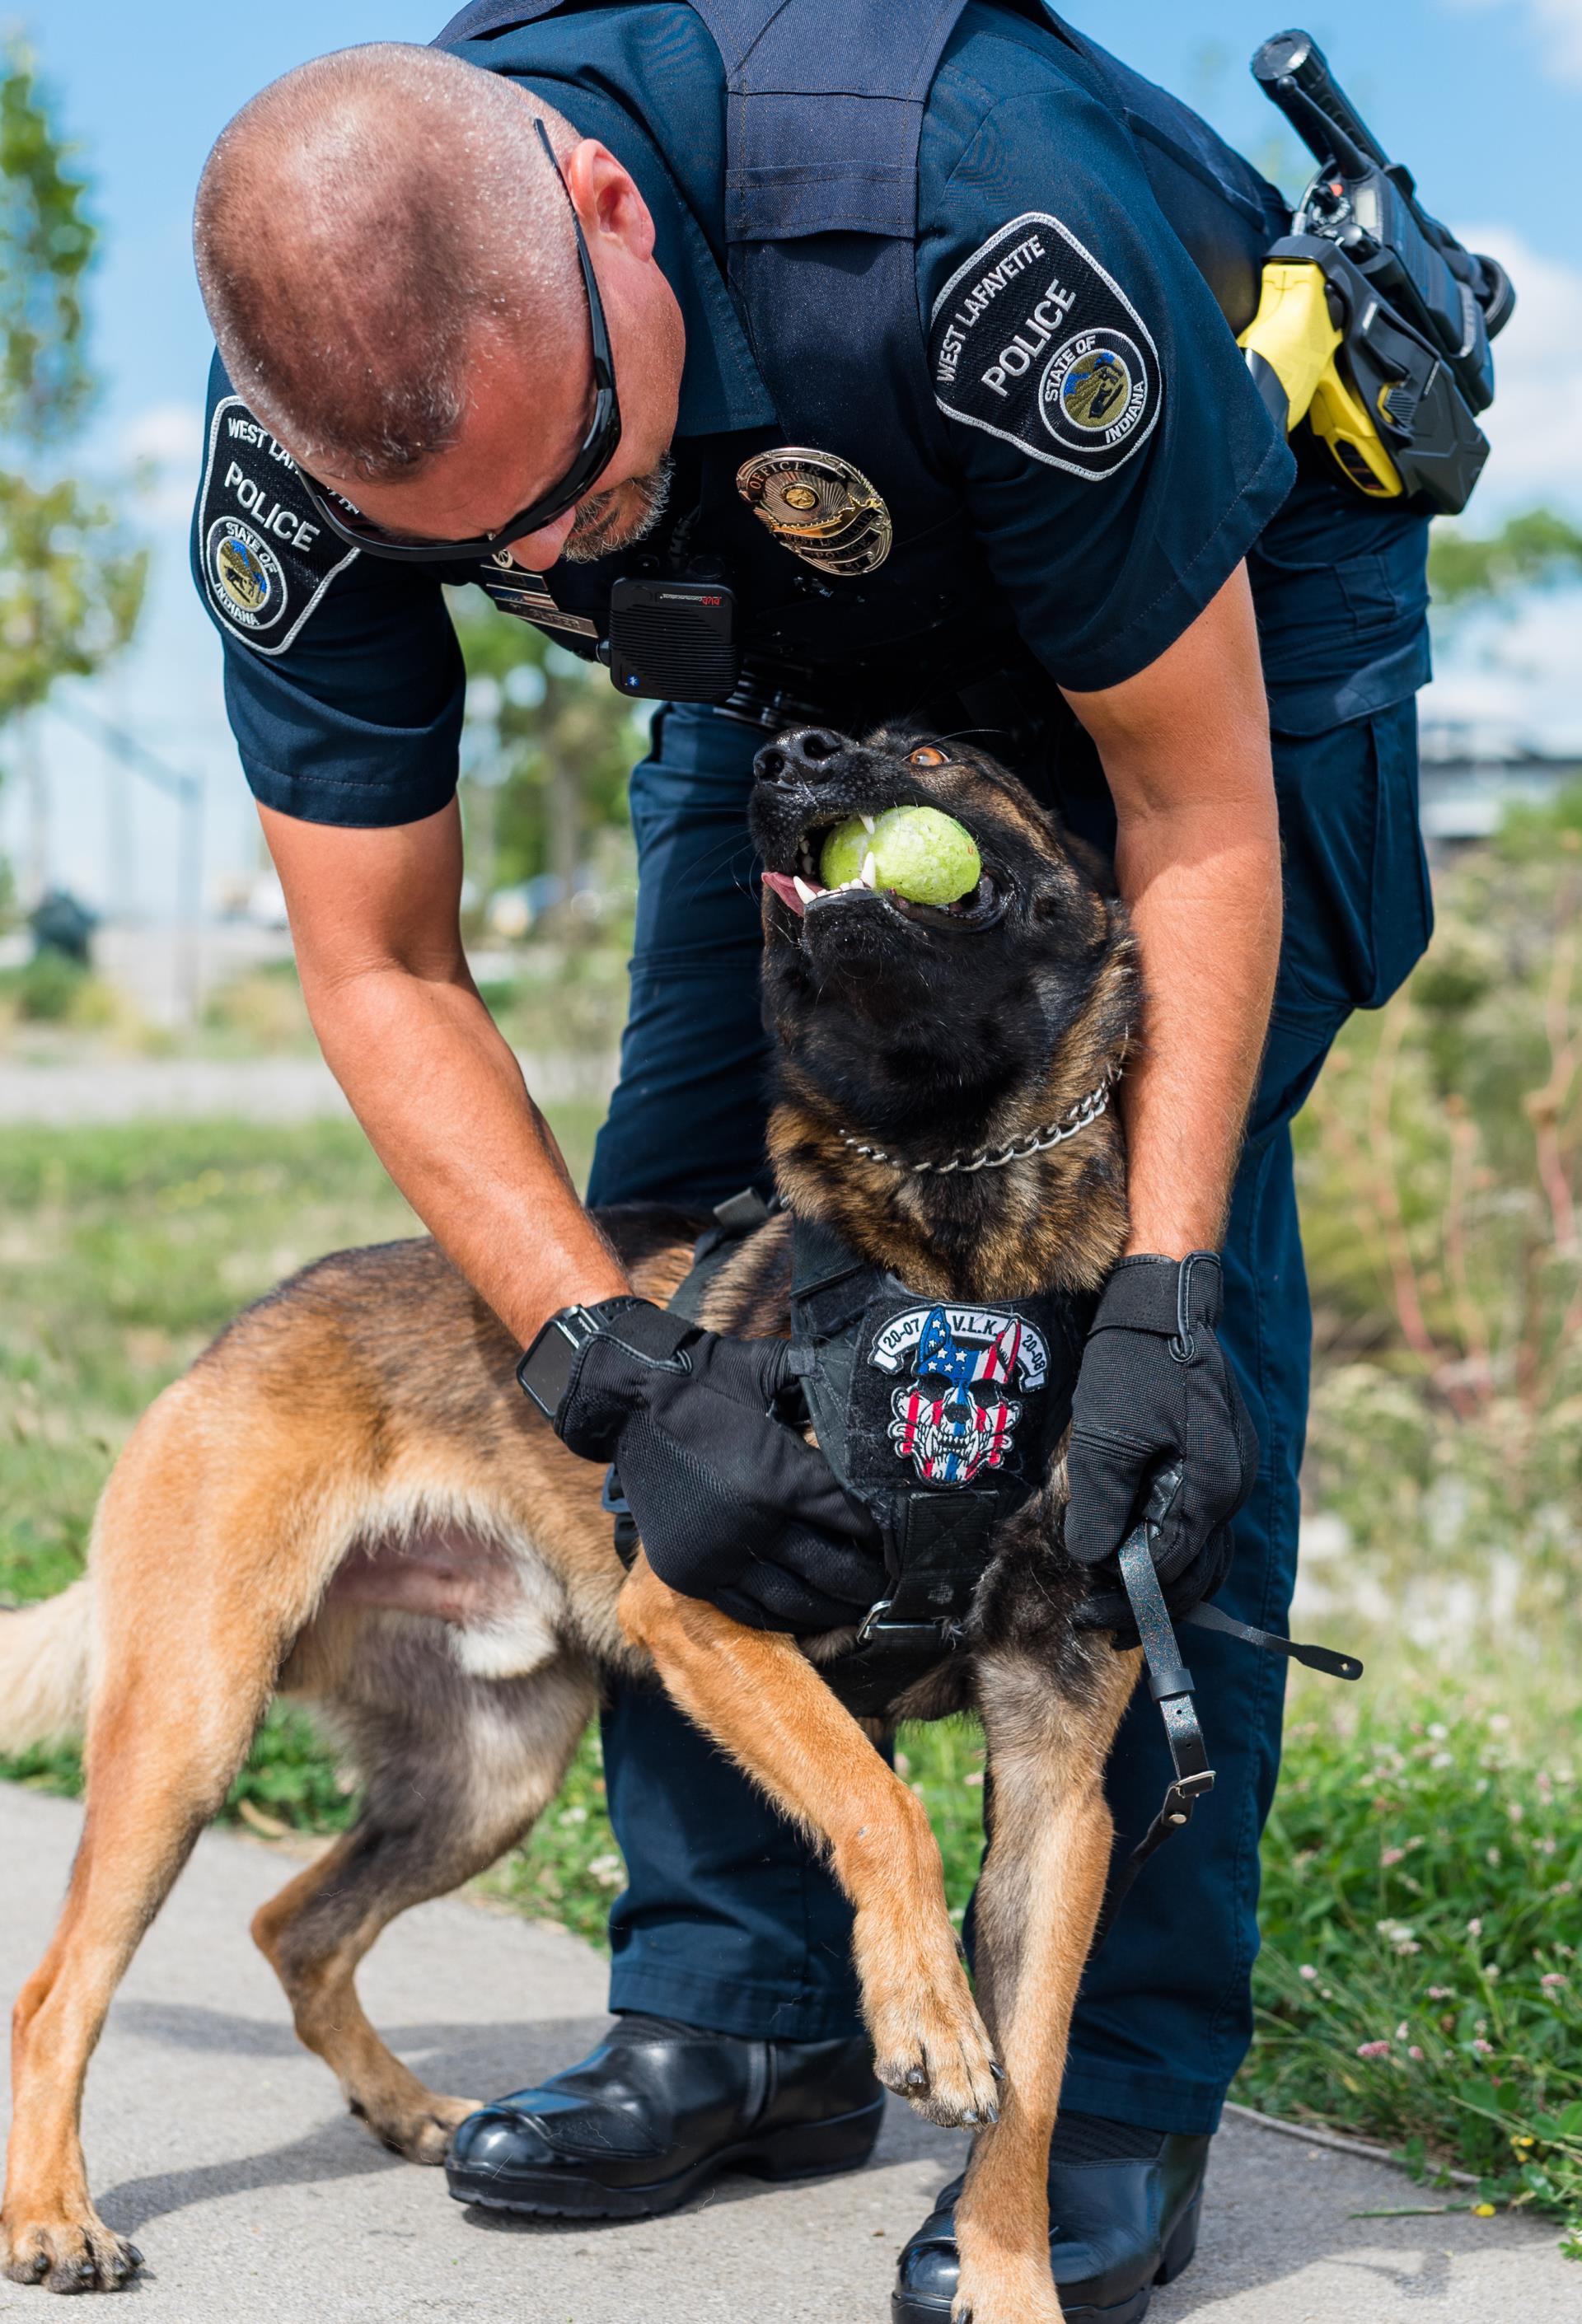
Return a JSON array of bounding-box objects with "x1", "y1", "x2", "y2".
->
[{"x1": 0, "y1": 1579, "x2": 93, "y2": 1753}]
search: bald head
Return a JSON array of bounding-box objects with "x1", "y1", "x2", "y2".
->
[{"x1": 194, "y1": 44, "x2": 585, "y2": 483}]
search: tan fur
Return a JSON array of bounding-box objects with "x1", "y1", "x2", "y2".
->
[
  {"x1": 3, "y1": 732, "x2": 1142, "y2": 2316},
  {"x1": 954, "y1": 1649, "x2": 1138, "y2": 2321},
  {"x1": 619, "y1": 1564, "x2": 999, "y2": 2130}
]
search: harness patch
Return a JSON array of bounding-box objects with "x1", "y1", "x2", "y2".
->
[
  {"x1": 198, "y1": 396, "x2": 358, "y2": 655},
  {"x1": 929, "y1": 213, "x2": 1161, "y2": 480},
  {"x1": 873, "y1": 1302, "x2": 1050, "y2": 1487}
]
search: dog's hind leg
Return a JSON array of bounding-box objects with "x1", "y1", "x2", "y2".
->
[
  {"x1": 618, "y1": 1560, "x2": 999, "y2": 2129},
  {"x1": 950, "y1": 1645, "x2": 1140, "y2": 2324},
  {"x1": 3, "y1": 1624, "x2": 278, "y2": 2292},
  {"x1": 253, "y1": 1644, "x2": 594, "y2": 2163}
]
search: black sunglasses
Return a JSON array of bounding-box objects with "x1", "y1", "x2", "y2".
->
[{"x1": 295, "y1": 119, "x2": 622, "y2": 565}]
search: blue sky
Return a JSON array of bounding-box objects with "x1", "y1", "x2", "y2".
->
[{"x1": 6, "y1": 0, "x2": 1581, "y2": 914}]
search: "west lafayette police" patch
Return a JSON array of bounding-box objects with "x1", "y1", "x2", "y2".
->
[
  {"x1": 929, "y1": 213, "x2": 1161, "y2": 481},
  {"x1": 197, "y1": 396, "x2": 358, "y2": 654}
]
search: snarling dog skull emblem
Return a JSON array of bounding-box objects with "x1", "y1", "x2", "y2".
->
[{"x1": 884, "y1": 1303, "x2": 1036, "y2": 1486}]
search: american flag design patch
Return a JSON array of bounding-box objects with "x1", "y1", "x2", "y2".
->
[{"x1": 872, "y1": 1303, "x2": 1051, "y2": 1489}]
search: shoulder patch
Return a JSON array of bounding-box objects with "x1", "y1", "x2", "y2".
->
[
  {"x1": 197, "y1": 397, "x2": 358, "y2": 654},
  {"x1": 929, "y1": 213, "x2": 1161, "y2": 481}
]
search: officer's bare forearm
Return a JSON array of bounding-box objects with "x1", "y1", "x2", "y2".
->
[
  {"x1": 259, "y1": 798, "x2": 629, "y2": 1343},
  {"x1": 1107, "y1": 793, "x2": 1279, "y2": 1256},
  {"x1": 311, "y1": 960, "x2": 629, "y2": 1333},
  {"x1": 1063, "y1": 565, "x2": 1281, "y2": 1260}
]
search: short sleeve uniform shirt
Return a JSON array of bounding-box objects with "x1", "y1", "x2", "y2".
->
[{"x1": 193, "y1": 1, "x2": 1294, "y2": 829}]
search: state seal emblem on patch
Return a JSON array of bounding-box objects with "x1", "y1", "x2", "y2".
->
[
  {"x1": 869, "y1": 1302, "x2": 1050, "y2": 1488},
  {"x1": 1041, "y1": 328, "x2": 1149, "y2": 456},
  {"x1": 734, "y1": 447, "x2": 892, "y2": 576},
  {"x1": 205, "y1": 519, "x2": 284, "y2": 634}
]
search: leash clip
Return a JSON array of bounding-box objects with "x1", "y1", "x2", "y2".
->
[{"x1": 1161, "y1": 1768, "x2": 1216, "y2": 1827}]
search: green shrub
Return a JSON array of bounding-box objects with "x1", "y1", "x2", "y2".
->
[
  {"x1": 12, "y1": 949, "x2": 86, "y2": 1021},
  {"x1": 203, "y1": 967, "x2": 311, "y2": 1050},
  {"x1": 1245, "y1": 1704, "x2": 1582, "y2": 2250}
]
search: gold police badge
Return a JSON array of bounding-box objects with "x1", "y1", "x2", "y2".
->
[{"x1": 734, "y1": 447, "x2": 892, "y2": 576}]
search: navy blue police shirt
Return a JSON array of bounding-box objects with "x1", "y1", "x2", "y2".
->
[{"x1": 192, "y1": 1, "x2": 1294, "y2": 830}]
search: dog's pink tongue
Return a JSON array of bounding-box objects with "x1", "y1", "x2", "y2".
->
[{"x1": 761, "y1": 870, "x2": 807, "y2": 915}]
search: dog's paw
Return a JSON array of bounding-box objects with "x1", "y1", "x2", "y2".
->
[
  {"x1": 2, "y1": 2211, "x2": 143, "y2": 2295},
  {"x1": 952, "y1": 2256, "x2": 1063, "y2": 2324},
  {"x1": 863, "y1": 1954, "x2": 1000, "y2": 2129},
  {"x1": 349, "y1": 2090, "x2": 479, "y2": 2166}
]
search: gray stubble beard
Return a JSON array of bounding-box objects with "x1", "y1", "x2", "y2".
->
[{"x1": 559, "y1": 451, "x2": 675, "y2": 564}]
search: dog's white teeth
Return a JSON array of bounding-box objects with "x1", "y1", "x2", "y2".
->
[
  {"x1": 859, "y1": 812, "x2": 876, "y2": 834},
  {"x1": 860, "y1": 851, "x2": 878, "y2": 888},
  {"x1": 793, "y1": 875, "x2": 819, "y2": 906}
]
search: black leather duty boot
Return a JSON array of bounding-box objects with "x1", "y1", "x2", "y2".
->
[
  {"x1": 893, "y1": 2114, "x2": 1210, "y2": 2324},
  {"x1": 446, "y1": 2013, "x2": 884, "y2": 2219}
]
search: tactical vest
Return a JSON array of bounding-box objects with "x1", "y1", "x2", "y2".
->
[{"x1": 434, "y1": 0, "x2": 1288, "y2": 714}]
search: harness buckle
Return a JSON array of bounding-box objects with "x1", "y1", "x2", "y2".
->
[
  {"x1": 855, "y1": 1597, "x2": 893, "y2": 1646},
  {"x1": 855, "y1": 1596, "x2": 955, "y2": 1648}
]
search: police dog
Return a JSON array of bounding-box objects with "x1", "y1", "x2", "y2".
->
[{"x1": 1, "y1": 727, "x2": 1140, "y2": 2324}]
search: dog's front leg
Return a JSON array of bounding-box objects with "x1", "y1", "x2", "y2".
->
[
  {"x1": 952, "y1": 1644, "x2": 1140, "y2": 2324},
  {"x1": 618, "y1": 1559, "x2": 999, "y2": 2127}
]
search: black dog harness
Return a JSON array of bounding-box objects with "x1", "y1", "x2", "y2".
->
[
  {"x1": 785, "y1": 1210, "x2": 1093, "y2": 1716},
  {"x1": 611, "y1": 1191, "x2": 1360, "y2": 1930}
]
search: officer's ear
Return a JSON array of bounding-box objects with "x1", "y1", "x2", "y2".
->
[{"x1": 563, "y1": 139, "x2": 657, "y2": 265}]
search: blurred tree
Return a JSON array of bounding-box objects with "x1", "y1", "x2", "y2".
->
[
  {"x1": 447, "y1": 592, "x2": 643, "y2": 908},
  {"x1": 1429, "y1": 507, "x2": 1582, "y2": 607},
  {"x1": 0, "y1": 40, "x2": 145, "y2": 727}
]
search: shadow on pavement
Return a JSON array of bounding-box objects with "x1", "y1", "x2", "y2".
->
[
  {"x1": 96, "y1": 2120, "x2": 405, "y2": 2239},
  {"x1": 99, "y1": 2004, "x2": 961, "y2": 2242}
]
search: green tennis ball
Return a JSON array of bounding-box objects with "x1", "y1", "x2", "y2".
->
[{"x1": 819, "y1": 806, "x2": 982, "y2": 905}]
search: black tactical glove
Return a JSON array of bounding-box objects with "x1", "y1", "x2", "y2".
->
[
  {"x1": 517, "y1": 1297, "x2": 885, "y2": 1633},
  {"x1": 1064, "y1": 1252, "x2": 1257, "y2": 1634}
]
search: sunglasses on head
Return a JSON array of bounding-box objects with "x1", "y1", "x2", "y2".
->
[{"x1": 295, "y1": 119, "x2": 623, "y2": 566}]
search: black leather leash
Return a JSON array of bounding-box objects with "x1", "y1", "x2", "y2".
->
[{"x1": 1089, "y1": 1522, "x2": 1363, "y2": 1949}]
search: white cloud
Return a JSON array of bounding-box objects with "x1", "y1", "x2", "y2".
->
[
  {"x1": 1425, "y1": 591, "x2": 1582, "y2": 752},
  {"x1": 1447, "y1": 0, "x2": 1582, "y2": 82},
  {"x1": 124, "y1": 402, "x2": 204, "y2": 469},
  {"x1": 122, "y1": 400, "x2": 204, "y2": 523},
  {"x1": 1449, "y1": 224, "x2": 1582, "y2": 509}
]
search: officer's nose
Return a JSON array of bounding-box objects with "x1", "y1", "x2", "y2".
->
[
  {"x1": 754, "y1": 728, "x2": 846, "y2": 785},
  {"x1": 503, "y1": 506, "x2": 579, "y2": 571}
]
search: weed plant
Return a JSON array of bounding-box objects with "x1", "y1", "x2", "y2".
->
[{"x1": 1296, "y1": 800, "x2": 1582, "y2": 1669}]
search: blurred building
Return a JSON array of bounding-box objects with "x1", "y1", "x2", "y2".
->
[{"x1": 1419, "y1": 719, "x2": 1582, "y2": 852}]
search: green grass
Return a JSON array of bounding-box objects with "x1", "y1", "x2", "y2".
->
[
  {"x1": 1247, "y1": 1699, "x2": 1582, "y2": 2250},
  {"x1": 0, "y1": 1111, "x2": 600, "y2": 1845},
  {"x1": 2, "y1": 1116, "x2": 1578, "y2": 2252}
]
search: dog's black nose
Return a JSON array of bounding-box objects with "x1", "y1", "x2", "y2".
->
[{"x1": 754, "y1": 727, "x2": 845, "y2": 785}]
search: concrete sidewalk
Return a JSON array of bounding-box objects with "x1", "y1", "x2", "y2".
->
[
  {"x1": 0, "y1": 1050, "x2": 615, "y2": 1126},
  {"x1": 1, "y1": 1783, "x2": 1571, "y2": 2322}
]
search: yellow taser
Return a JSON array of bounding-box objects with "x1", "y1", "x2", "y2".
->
[{"x1": 1238, "y1": 259, "x2": 1402, "y2": 499}]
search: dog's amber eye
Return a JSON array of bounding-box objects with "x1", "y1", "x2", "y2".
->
[{"x1": 908, "y1": 746, "x2": 947, "y2": 767}]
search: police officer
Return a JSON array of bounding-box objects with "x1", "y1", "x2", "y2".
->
[{"x1": 190, "y1": 7, "x2": 1434, "y2": 2317}]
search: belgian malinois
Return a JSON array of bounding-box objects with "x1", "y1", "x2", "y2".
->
[{"x1": 1, "y1": 726, "x2": 1140, "y2": 2322}]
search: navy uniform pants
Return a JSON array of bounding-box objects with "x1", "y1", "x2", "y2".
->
[{"x1": 582, "y1": 507, "x2": 1432, "y2": 2132}]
